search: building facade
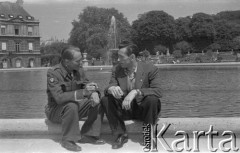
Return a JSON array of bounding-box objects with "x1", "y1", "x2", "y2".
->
[{"x1": 0, "y1": 0, "x2": 41, "y2": 68}]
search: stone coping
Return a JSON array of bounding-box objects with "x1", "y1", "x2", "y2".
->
[
  {"x1": 0, "y1": 62, "x2": 240, "y2": 71},
  {"x1": 0, "y1": 118, "x2": 239, "y2": 138}
]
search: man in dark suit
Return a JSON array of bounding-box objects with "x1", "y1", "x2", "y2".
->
[
  {"x1": 101, "y1": 41, "x2": 162, "y2": 149},
  {"x1": 45, "y1": 46, "x2": 105, "y2": 152}
]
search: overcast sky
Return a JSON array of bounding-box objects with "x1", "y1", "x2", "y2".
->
[{"x1": 1, "y1": 0, "x2": 240, "y2": 40}]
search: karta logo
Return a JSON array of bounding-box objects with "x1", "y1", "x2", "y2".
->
[{"x1": 142, "y1": 123, "x2": 239, "y2": 152}]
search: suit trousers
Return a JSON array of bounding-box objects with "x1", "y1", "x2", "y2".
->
[
  {"x1": 101, "y1": 95, "x2": 161, "y2": 136},
  {"x1": 45, "y1": 99, "x2": 102, "y2": 142}
]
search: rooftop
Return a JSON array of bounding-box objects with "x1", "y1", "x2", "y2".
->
[{"x1": 0, "y1": 1, "x2": 35, "y2": 21}]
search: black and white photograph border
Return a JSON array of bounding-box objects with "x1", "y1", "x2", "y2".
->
[{"x1": 0, "y1": 0, "x2": 240, "y2": 152}]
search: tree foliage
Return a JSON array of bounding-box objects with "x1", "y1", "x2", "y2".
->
[
  {"x1": 231, "y1": 36, "x2": 240, "y2": 50},
  {"x1": 208, "y1": 43, "x2": 221, "y2": 51},
  {"x1": 174, "y1": 41, "x2": 192, "y2": 54},
  {"x1": 172, "y1": 50, "x2": 182, "y2": 59},
  {"x1": 69, "y1": 6, "x2": 131, "y2": 59},
  {"x1": 154, "y1": 44, "x2": 168, "y2": 54},
  {"x1": 175, "y1": 17, "x2": 192, "y2": 41},
  {"x1": 41, "y1": 42, "x2": 69, "y2": 66},
  {"x1": 190, "y1": 13, "x2": 216, "y2": 51},
  {"x1": 131, "y1": 10, "x2": 176, "y2": 54},
  {"x1": 131, "y1": 10, "x2": 240, "y2": 54}
]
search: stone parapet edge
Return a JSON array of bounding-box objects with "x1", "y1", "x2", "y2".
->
[{"x1": 0, "y1": 118, "x2": 239, "y2": 138}]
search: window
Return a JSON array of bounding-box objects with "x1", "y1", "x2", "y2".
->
[
  {"x1": 18, "y1": 15, "x2": 23, "y2": 19},
  {"x1": 2, "y1": 59, "x2": 7, "y2": 68},
  {"x1": 16, "y1": 43, "x2": 20, "y2": 52},
  {"x1": 28, "y1": 42, "x2": 33, "y2": 51},
  {"x1": 16, "y1": 59, "x2": 21, "y2": 68},
  {"x1": 27, "y1": 16, "x2": 32, "y2": 20},
  {"x1": 28, "y1": 26, "x2": 33, "y2": 35},
  {"x1": 15, "y1": 26, "x2": 19, "y2": 35},
  {"x1": 29, "y1": 59, "x2": 34, "y2": 67},
  {"x1": 9, "y1": 15, "x2": 14, "y2": 18},
  {"x1": 2, "y1": 42, "x2": 6, "y2": 51},
  {"x1": 0, "y1": 14, "x2": 5, "y2": 18},
  {"x1": 1, "y1": 25, "x2": 6, "y2": 35}
]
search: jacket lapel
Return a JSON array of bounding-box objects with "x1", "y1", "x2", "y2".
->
[
  {"x1": 118, "y1": 76, "x2": 128, "y2": 95},
  {"x1": 116, "y1": 67, "x2": 128, "y2": 94},
  {"x1": 135, "y1": 62, "x2": 145, "y2": 89}
]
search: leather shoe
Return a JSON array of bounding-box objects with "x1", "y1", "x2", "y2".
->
[
  {"x1": 61, "y1": 140, "x2": 81, "y2": 152},
  {"x1": 78, "y1": 135, "x2": 105, "y2": 145},
  {"x1": 112, "y1": 134, "x2": 128, "y2": 149}
]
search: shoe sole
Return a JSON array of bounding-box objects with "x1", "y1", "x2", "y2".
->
[
  {"x1": 112, "y1": 139, "x2": 128, "y2": 149},
  {"x1": 61, "y1": 144, "x2": 82, "y2": 151}
]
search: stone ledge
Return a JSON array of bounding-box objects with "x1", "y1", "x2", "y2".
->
[{"x1": 0, "y1": 118, "x2": 240, "y2": 138}]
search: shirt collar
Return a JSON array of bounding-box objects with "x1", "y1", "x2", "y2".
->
[{"x1": 124, "y1": 62, "x2": 138, "y2": 75}]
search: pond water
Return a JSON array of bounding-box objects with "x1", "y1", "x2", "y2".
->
[{"x1": 0, "y1": 64, "x2": 240, "y2": 118}]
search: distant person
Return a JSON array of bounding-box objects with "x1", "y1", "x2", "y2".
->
[
  {"x1": 45, "y1": 46, "x2": 105, "y2": 152},
  {"x1": 101, "y1": 41, "x2": 162, "y2": 149}
]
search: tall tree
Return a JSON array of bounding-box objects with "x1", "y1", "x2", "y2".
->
[
  {"x1": 174, "y1": 41, "x2": 192, "y2": 54},
  {"x1": 213, "y1": 11, "x2": 240, "y2": 50},
  {"x1": 131, "y1": 10, "x2": 176, "y2": 54},
  {"x1": 175, "y1": 16, "x2": 192, "y2": 42},
  {"x1": 69, "y1": 7, "x2": 131, "y2": 59},
  {"x1": 41, "y1": 42, "x2": 69, "y2": 66},
  {"x1": 190, "y1": 13, "x2": 216, "y2": 52},
  {"x1": 154, "y1": 44, "x2": 168, "y2": 54}
]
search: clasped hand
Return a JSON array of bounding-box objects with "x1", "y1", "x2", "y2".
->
[
  {"x1": 85, "y1": 82, "x2": 98, "y2": 91},
  {"x1": 108, "y1": 87, "x2": 138, "y2": 110},
  {"x1": 108, "y1": 86, "x2": 124, "y2": 99},
  {"x1": 84, "y1": 82, "x2": 100, "y2": 106},
  {"x1": 122, "y1": 90, "x2": 138, "y2": 110},
  {"x1": 90, "y1": 92, "x2": 100, "y2": 107}
]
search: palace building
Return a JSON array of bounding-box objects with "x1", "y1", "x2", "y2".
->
[{"x1": 0, "y1": 0, "x2": 41, "y2": 68}]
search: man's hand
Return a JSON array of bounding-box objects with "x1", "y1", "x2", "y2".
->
[
  {"x1": 82, "y1": 82, "x2": 98, "y2": 98},
  {"x1": 86, "y1": 82, "x2": 98, "y2": 91},
  {"x1": 122, "y1": 90, "x2": 138, "y2": 110},
  {"x1": 108, "y1": 86, "x2": 124, "y2": 99},
  {"x1": 90, "y1": 92, "x2": 100, "y2": 107}
]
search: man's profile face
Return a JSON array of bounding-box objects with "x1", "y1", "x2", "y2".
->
[
  {"x1": 68, "y1": 51, "x2": 83, "y2": 70},
  {"x1": 118, "y1": 47, "x2": 131, "y2": 68}
]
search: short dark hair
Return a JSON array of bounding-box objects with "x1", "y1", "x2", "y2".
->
[
  {"x1": 61, "y1": 46, "x2": 80, "y2": 60},
  {"x1": 118, "y1": 40, "x2": 136, "y2": 56}
]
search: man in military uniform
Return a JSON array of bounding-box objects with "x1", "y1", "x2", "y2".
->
[{"x1": 45, "y1": 46, "x2": 105, "y2": 152}]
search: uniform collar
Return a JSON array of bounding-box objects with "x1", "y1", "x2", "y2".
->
[{"x1": 59, "y1": 62, "x2": 71, "y2": 78}]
